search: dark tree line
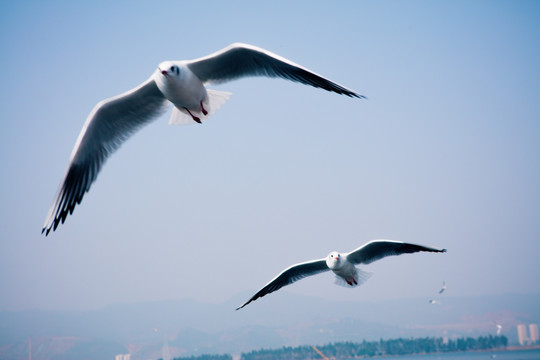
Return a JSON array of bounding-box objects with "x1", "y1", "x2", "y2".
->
[{"x1": 172, "y1": 334, "x2": 507, "y2": 360}]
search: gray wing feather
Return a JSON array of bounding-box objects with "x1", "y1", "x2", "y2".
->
[
  {"x1": 236, "y1": 259, "x2": 328, "y2": 310},
  {"x1": 42, "y1": 78, "x2": 168, "y2": 235},
  {"x1": 187, "y1": 43, "x2": 363, "y2": 98},
  {"x1": 345, "y1": 240, "x2": 446, "y2": 265}
]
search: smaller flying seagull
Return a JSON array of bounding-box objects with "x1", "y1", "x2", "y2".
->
[
  {"x1": 429, "y1": 299, "x2": 441, "y2": 304},
  {"x1": 236, "y1": 240, "x2": 446, "y2": 310},
  {"x1": 438, "y1": 280, "x2": 447, "y2": 294}
]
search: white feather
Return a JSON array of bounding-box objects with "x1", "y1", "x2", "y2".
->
[
  {"x1": 334, "y1": 268, "x2": 373, "y2": 288},
  {"x1": 168, "y1": 89, "x2": 232, "y2": 125}
]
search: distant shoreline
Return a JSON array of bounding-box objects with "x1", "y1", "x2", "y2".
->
[
  {"x1": 334, "y1": 346, "x2": 540, "y2": 360},
  {"x1": 366, "y1": 345, "x2": 540, "y2": 359},
  {"x1": 505, "y1": 344, "x2": 540, "y2": 351}
]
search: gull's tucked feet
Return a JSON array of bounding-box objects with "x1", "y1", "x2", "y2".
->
[
  {"x1": 200, "y1": 101, "x2": 208, "y2": 116},
  {"x1": 184, "y1": 107, "x2": 201, "y2": 123}
]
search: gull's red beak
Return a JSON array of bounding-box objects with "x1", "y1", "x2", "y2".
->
[{"x1": 161, "y1": 70, "x2": 168, "y2": 75}]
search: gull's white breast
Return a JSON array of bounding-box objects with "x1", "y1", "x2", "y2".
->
[
  {"x1": 154, "y1": 64, "x2": 208, "y2": 111},
  {"x1": 332, "y1": 260, "x2": 357, "y2": 279}
]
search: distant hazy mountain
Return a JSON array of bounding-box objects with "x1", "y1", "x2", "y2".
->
[{"x1": 1, "y1": 292, "x2": 538, "y2": 360}]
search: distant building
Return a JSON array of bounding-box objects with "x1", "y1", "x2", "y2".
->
[
  {"x1": 115, "y1": 354, "x2": 131, "y2": 360},
  {"x1": 517, "y1": 324, "x2": 529, "y2": 345},
  {"x1": 530, "y1": 323, "x2": 539, "y2": 343}
]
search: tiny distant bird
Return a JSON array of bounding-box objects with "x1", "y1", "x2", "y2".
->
[
  {"x1": 496, "y1": 324, "x2": 502, "y2": 335},
  {"x1": 42, "y1": 43, "x2": 363, "y2": 235},
  {"x1": 439, "y1": 281, "x2": 447, "y2": 294},
  {"x1": 236, "y1": 240, "x2": 446, "y2": 310},
  {"x1": 429, "y1": 299, "x2": 441, "y2": 304}
]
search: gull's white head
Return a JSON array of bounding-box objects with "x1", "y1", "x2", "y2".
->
[
  {"x1": 158, "y1": 61, "x2": 180, "y2": 77},
  {"x1": 325, "y1": 251, "x2": 342, "y2": 269}
]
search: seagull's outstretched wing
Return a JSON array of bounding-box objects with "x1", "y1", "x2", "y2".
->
[
  {"x1": 439, "y1": 281, "x2": 446, "y2": 294},
  {"x1": 236, "y1": 259, "x2": 328, "y2": 310},
  {"x1": 42, "y1": 78, "x2": 168, "y2": 235},
  {"x1": 187, "y1": 43, "x2": 363, "y2": 98},
  {"x1": 345, "y1": 240, "x2": 446, "y2": 265}
]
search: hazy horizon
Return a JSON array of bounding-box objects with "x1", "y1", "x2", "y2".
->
[{"x1": 2, "y1": 292, "x2": 538, "y2": 359}]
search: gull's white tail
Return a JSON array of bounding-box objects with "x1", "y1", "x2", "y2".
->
[
  {"x1": 169, "y1": 89, "x2": 232, "y2": 125},
  {"x1": 334, "y1": 269, "x2": 373, "y2": 288}
]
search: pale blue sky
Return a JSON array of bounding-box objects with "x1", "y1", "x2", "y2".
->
[{"x1": 0, "y1": 1, "x2": 539, "y2": 311}]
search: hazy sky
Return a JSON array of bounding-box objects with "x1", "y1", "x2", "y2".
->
[{"x1": 1, "y1": 1, "x2": 539, "y2": 312}]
